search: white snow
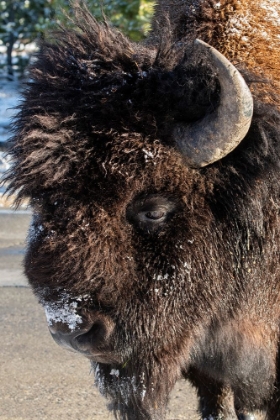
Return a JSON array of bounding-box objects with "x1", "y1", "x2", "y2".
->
[
  {"x1": 43, "y1": 292, "x2": 83, "y2": 332},
  {"x1": 0, "y1": 152, "x2": 10, "y2": 174},
  {"x1": 110, "y1": 369, "x2": 120, "y2": 377},
  {"x1": 0, "y1": 152, "x2": 11, "y2": 203},
  {"x1": 0, "y1": 69, "x2": 21, "y2": 202},
  {"x1": 142, "y1": 148, "x2": 155, "y2": 161},
  {"x1": 0, "y1": 42, "x2": 36, "y2": 143},
  {"x1": 226, "y1": 0, "x2": 280, "y2": 47},
  {"x1": 260, "y1": 0, "x2": 280, "y2": 26},
  {"x1": 28, "y1": 213, "x2": 46, "y2": 240},
  {"x1": 141, "y1": 388, "x2": 146, "y2": 400},
  {"x1": 93, "y1": 364, "x2": 106, "y2": 395},
  {"x1": 154, "y1": 273, "x2": 169, "y2": 281},
  {"x1": 183, "y1": 262, "x2": 192, "y2": 271},
  {"x1": 0, "y1": 78, "x2": 20, "y2": 143}
]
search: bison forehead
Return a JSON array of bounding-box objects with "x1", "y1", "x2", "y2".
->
[
  {"x1": 5, "y1": 15, "x2": 221, "y2": 202},
  {"x1": 31, "y1": 25, "x2": 218, "y2": 130},
  {"x1": 26, "y1": 123, "x2": 201, "y2": 211}
]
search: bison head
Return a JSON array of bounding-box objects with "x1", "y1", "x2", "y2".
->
[{"x1": 4, "y1": 3, "x2": 255, "y2": 418}]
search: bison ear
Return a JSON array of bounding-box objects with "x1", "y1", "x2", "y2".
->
[{"x1": 173, "y1": 39, "x2": 253, "y2": 168}]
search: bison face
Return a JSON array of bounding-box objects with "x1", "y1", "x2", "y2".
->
[
  {"x1": 31, "y1": 193, "x2": 182, "y2": 364},
  {"x1": 23, "y1": 116, "x2": 216, "y2": 363},
  {"x1": 4, "y1": 5, "x2": 255, "y2": 413},
  {"x1": 25, "y1": 173, "x2": 196, "y2": 366},
  {"x1": 20, "y1": 27, "x2": 252, "y2": 370}
]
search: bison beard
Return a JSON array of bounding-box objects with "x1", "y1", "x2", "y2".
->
[{"x1": 3, "y1": 1, "x2": 280, "y2": 419}]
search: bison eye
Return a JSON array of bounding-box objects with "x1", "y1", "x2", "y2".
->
[
  {"x1": 141, "y1": 208, "x2": 167, "y2": 222},
  {"x1": 126, "y1": 194, "x2": 177, "y2": 233},
  {"x1": 146, "y1": 210, "x2": 165, "y2": 220}
]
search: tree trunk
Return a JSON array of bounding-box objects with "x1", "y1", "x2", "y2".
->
[
  {"x1": 7, "y1": 31, "x2": 15, "y2": 80},
  {"x1": 6, "y1": 2, "x2": 16, "y2": 80}
]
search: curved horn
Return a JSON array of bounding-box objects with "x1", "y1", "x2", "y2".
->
[{"x1": 173, "y1": 39, "x2": 254, "y2": 168}]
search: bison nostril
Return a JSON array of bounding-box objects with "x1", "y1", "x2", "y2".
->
[
  {"x1": 48, "y1": 321, "x2": 93, "y2": 352},
  {"x1": 75, "y1": 320, "x2": 108, "y2": 350},
  {"x1": 48, "y1": 313, "x2": 115, "y2": 355}
]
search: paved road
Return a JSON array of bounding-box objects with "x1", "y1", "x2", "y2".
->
[
  {"x1": 0, "y1": 209, "x2": 30, "y2": 287},
  {"x1": 0, "y1": 209, "x2": 200, "y2": 420}
]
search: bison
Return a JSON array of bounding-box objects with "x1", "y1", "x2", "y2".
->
[{"x1": 4, "y1": 0, "x2": 280, "y2": 419}]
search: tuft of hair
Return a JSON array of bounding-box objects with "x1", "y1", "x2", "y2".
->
[
  {"x1": 2, "y1": 1, "x2": 221, "y2": 205},
  {"x1": 151, "y1": 0, "x2": 280, "y2": 107}
]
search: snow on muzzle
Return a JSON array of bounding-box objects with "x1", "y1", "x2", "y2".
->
[{"x1": 43, "y1": 295, "x2": 117, "y2": 363}]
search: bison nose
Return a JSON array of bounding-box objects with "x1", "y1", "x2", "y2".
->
[
  {"x1": 48, "y1": 312, "x2": 115, "y2": 355},
  {"x1": 48, "y1": 321, "x2": 92, "y2": 352}
]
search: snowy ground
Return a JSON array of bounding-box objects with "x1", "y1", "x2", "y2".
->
[
  {"x1": 0, "y1": 77, "x2": 21, "y2": 206},
  {"x1": 0, "y1": 44, "x2": 35, "y2": 173},
  {"x1": 0, "y1": 43, "x2": 36, "y2": 146},
  {"x1": 0, "y1": 78, "x2": 20, "y2": 144},
  {"x1": 0, "y1": 44, "x2": 37, "y2": 207}
]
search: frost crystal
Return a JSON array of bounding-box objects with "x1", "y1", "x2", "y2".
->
[
  {"x1": 154, "y1": 273, "x2": 169, "y2": 281},
  {"x1": 43, "y1": 293, "x2": 83, "y2": 331},
  {"x1": 94, "y1": 364, "x2": 106, "y2": 395},
  {"x1": 142, "y1": 148, "x2": 154, "y2": 159},
  {"x1": 28, "y1": 214, "x2": 43, "y2": 241},
  {"x1": 110, "y1": 369, "x2": 120, "y2": 377}
]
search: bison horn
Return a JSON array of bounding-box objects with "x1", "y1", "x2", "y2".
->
[{"x1": 173, "y1": 39, "x2": 254, "y2": 167}]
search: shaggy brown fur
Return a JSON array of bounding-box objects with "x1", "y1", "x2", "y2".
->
[
  {"x1": 151, "y1": 0, "x2": 280, "y2": 106},
  {"x1": 3, "y1": 1, "x2": 280, "y2": 419}
]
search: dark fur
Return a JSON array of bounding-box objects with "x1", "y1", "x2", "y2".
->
[{"x1": 4, "y1": 2, "x2": 280, "y2": 419}]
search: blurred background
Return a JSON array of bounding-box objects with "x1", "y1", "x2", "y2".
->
[{"x1": 0, "y1": 0, "x2": 155, "y2": 207}]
